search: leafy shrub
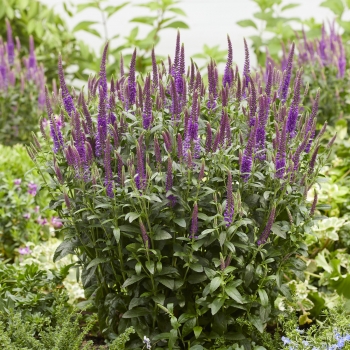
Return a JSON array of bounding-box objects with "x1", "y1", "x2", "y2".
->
[
  {"x1": 0, "y1": 20, "x2": 45, "y2": 144},
  {"x1": 0, "y1": 144, "x2": 59, "y2": 260},
  {"x1": 30, "y1": 32, "x2": 331, "y2": 348}
]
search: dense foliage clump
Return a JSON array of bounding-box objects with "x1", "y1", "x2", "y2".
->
[{"x1": 29, "y1": 31, "x2": 332, "y2": 349}]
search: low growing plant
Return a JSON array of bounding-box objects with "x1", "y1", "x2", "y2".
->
[{"x1": 30, "y1": 32, "x2": 332, "y2": 348}]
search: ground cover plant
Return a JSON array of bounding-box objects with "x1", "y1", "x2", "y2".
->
[
  {"x1": 0, "y1": 19, "x2": 45, "y2": 144},
  {"x1": 0, "y1": 144, "x2": 60, "y2": 260},
  {"x1": 28, "y1": 28, "x2": 334, "y2": 349}
]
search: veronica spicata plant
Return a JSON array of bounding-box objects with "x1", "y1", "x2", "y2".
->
[
  {"x1": 0, "y1": 19, "x2": 45, "y2": 145},
  {"x1": 266, "y1": 23, "x2": 348, "y2": 129},
  {"x1": 29, "y1": 31, "x2": 331, "y2": 348}
]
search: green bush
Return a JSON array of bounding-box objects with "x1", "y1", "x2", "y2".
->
[{"x1": 31, "y1": 33, "x2": 331, "y2": 348}]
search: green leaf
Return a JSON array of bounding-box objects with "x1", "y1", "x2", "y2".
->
[
  {"x1": 258, "y1": 289, "x2": 269, "y2": 307},
  {"x1": 113, "y1": 228, "x2": 120, "y2": 243},
  {"x1": 122, "y1": 307, "x2": 150, "y2": 318},
  {"x1": 72, "y1": 21, "x2": 98, "y2": 33},
  {"x1": 248, "y1": 315, "x2": 265, "y2": 333},
  {"x1": 210, "y1": 298, "x2": 225, "y2": 315},
  {"x1": 174, "y1": 218, "x2": 186, "y2": 228},
  {"x1": 76, "y1": 2, "x2": 99, "y2": 13},
  {"x1": 236, "y1": 19, "x2": 257, "y2": 29},
  {"x1": 320, "y1": 0, "x2": 344, "y2": 15},
  {"x1": 153, "y1": 230, "x2": 172, "y2": 240},
  {"x1": 163, "y1": 20, "x2": 189, "y2": 29},
  {"x1": 244, "y1": 263, "x2": 254, "y2": 287},
  {"x1": 158, "y1": 278, "x2": 175, "y2": 290},
  {"x1": 146, "y1": 261, "x2": 155, "y2": 274},
  {"x1": 135, "y1": 262, "x2": 142, "y2": 275},
  {"x1": 53, "y1": 240, "x2": 78, "y2": 262},
  {"x1": 105, "y1": 2, "x2": 129, "y2": 18},
  {"x1": 18, "y1": 0, "x2": 30, "y2": 10},
  {"x1": 193, "y1": 326, "x2": 202, "y2": 339},
  {"x1": 122, "y1": 275, "x2": 145, "y2": 288},
  {"x1": 281, "y1": 3, "x2": 300, "y2": 11},
  {"x1": 226, "y1": 285, "x2": 244, "y2": 304},
  {"x1": 87, "y1": 257, "x2": 109, "y2": 269},
  {"x1": 130, "y1": 16, "x2": 157, "y2": 25},
  {"x1": 119, "y1": 225, "x2": 140, "y2": 233},
  {"x1": 182, "y1": 317, "x2": 196, "y2": 337},
  {"x1": 168, "y1": 7, "x2": 187, "y2": 16},
  {"x1": 210, "y1": 277, "x2": 222, "y2": 294},
  {"x1": 125, "y1": 212, "x2": 140, "y2": 223}
]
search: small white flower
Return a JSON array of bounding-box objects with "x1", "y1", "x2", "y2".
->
[{"x1": 143, "y1": 335, "x2": 151, "y2": 349}]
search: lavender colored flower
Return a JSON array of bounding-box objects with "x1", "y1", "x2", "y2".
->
[
  {"x1": 177, "y1": 133, "x2": 183, "y2": 161},
  {"x1": 18, "y1": 246, "x2": 32, "y2": 255},
  {"x1": 241, "y1": 123, "x2": 257, "y2": 181},
  {"x1": 140, "y1": 221, "x2": 150, "y2": 248},
  {"x1": 23, "y1": 213, "x2": 30, "y2": 220},
  {"x1": 223, "y1": 35, "x2": 233, "y2": 87},
  {"x1": 257, "y1": 207, "x2": 276, "y2": 245},
  {"x1": 14, "y1": 178, "x2": 21, "y2": 186},
  {"x1": 6, "y1": 19, "x2": 15, "y2": 65},
  {"x1": 37, "y1": 216, "x2": 48, "y2": 225},
  {"x1": 308, "y1": 145, "x2": 320, "y2": 175},
  {"x1": 205, "y1": 122, "x2": 212, "y2": 152},
  {"x1": 51, "y1": 217, "x2": 63, "y2": 228},
  {"x1": 310, "y1": 191, "x2": 318, "y2": 216},
  {"x1": 142, "y1": 75, "x2": 152, "y2": 129},
  {"x1": 286, "y1": 69, "x2": 302, "y2": 137},
  {"x1": 224, "y1": 171, "x2": 234, "y2": 227},
  {"x1": 280, "y1": 42, "x2": 295, "y2": 103},
  {"x1": 276, "y1": 119, "x2": 287, "y2": 179},
  {"x1": 143, "y1": 336, "x2": 151, "y2": 350},
  {"x1": 305, "y1": 90, "x2": 320, "y2": 153},
  {"x1": 152, "y1": 47, "x2": 158, "y2": 89},
  {"x1": 128, "y1": 49, "x2": 137, "y2": 108},
  {"x1": 136, "y1": 141, "x2": 146, "y2": 191},
  {"x1": 58, "y1": 54, "x2": 75, "y2": 116},
  {"x1": 28, "y1": 182, "x2": 38, "y2": 196},
  {"x1": 28, "y1": 35, "x2": 37, "y2": 70},
  {"x1": 243, "y1": 38, "x2": 250, "y2": 93},
  {"x1": 96, "y1": 85, "x2": 108, "y2": 157},
  {"x1": 99, "y1": 43, "x2": 109, "y2": 98}
]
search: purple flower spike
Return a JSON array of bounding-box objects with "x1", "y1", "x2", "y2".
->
[
  {"x1": 280, "y1": 42, "x2": 295, "y2": 103},
  {"x1": 243, "y1": 38, "x2": 250, "y2": 93},
  {"x1": 177, "y1": 133, "x2": 183, "y2": 161},
  {"x1": 6, "y1": 19, "x2": 15, "y2": 65},
  {"x1": 166, "y1": 157, "x2": 173, "y2": 192},
  {"x1": 152, "y1": 47, "x2": 158, "y2": 89},
  {"x1": 99, "y1": 42, "x2": 109, "y2": 98},
  {"x1": 310, "y1": 191, "x2": 318, "y2": 216},
  {"x1": 241, "y1": 123, "x2": 257, "y2": 182},
  {"x1": 142, "y1": 75, "x2": 152, "y2": 129},
  {"x1": 96, "y1": 85, "x2": 107, "y2": 157},
  {"x1": 224, "y1": 171, "x2": 234, "y2": 227},
  {"x1": 190, "y1": 202, "x2": 198, "y2": 238},
  {"x1": 28, "y1": 35, "x2": 37, "y2": 70},
  {"x1": 128, "y1": 49, "x2": 137, "y2": 108},
  {"x1": 276, "y1": 119, "x2": 287, "y2": 179},
  {"x1": 249, "y1": 80, "x2": 257, "y2": 126},
  {"x1": 136, "y1": 141, "x2": 146, "y2": 190},
  {"x1": 286, "y1": 69, "x2": 302, "y2": 137},
  {"x1": 140, "y1": 221, "x2": 150, "y2": 248},
  {"x1": 19, "y1": 246, "x2": 32, "y2": 255},
  {"x1": 308, "y1": 145, "x2": 320, "y2": 175},
  {"x1": 205, "y1": 122, "x2": 212, "y2": 152},
  {"x1": 257, "y1": 207, "x2": 276, "y2": 245},
  {"x1": 58, "y1": 54, "x2": 75, "y2": 116},
  {"x1": 223, "y1": 35, "x2": 233, "y2": 87},
  {"x1": 173, "y1": 30, "x2": 181, "y2": 77},
  {"x1": 305, "y1": 90, "x2": 320, "y2": 153}
]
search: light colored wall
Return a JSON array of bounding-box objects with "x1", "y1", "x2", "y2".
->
[{"x1": 41, "y1": 0, "x2": 333, "y2": 69}]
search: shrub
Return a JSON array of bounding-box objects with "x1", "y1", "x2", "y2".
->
[
  {"x1": 0, "y1": 20, "x2": 45, "y2": 145},
  {"x1": 30, "y1": 32, "x2": 332, "y2": 348}
]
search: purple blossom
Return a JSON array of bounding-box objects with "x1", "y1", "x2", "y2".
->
[
  {"x1": 140, "y1": 221, "x2": 150, "y2": 248},
  {"x1": 99, "y1": 43, "x2": 109, "y2": 98},
  {"x1": 280, "y1": 43, "x2": 295, "y2": 103},
  {"x1": 152, "y1": 47, "x2": 158, "y2": 89},
  {"x1": 223, "y1": 35, "x2": 233, "y2": 87},
  {"x1": 128, "y1": 49, "x2": 137, "y2": 108},
  {"x1": 142, "y1": 75, "x2": 152, "y2": 129},
  {"x1": 241, "y1": 123, "x2": 257, "y2": 181},
  {"x1": 23, "y1": 213, "x2": 30, "y2": 220},
  {"x1": 276, "y1": 119, "x2": 287, "y2": 179},
  {"x1": 257, "y1": 207, "x2": 276, "y2": 245},
  {"x1": 6, "y1": 19, "x2": 15, "y2": 65},
  {"x1": 51, "y1": 217, "x2": 63, "y2": 228},
  {"x1": 18, "y1": 246, "x2": 32, "y2": 255},
  {"x1": 14, "y1": 178, "x2": 22, "y2": 186},
  {"x1": 310, "y1": 191, "x2": 318, "y2": 216},
  {"x1": 136, "y1": 141, "x2": 146, "y2": 191},
  {"x1": 205, "y1": 123, "x2": 212, "y2": 152},
  {"x1": 305, "y1": 90, "x2": 320, "y2": 153},
  {"x1": 28, "y1": 182, "x2": 38, "y2": 196},
  {"x1": 96, "y1": 86, "x2": 108, "y2": 157},
  {"x1": 154, "y1": 136, "x2": 162, "y2": 164},
  {"x1": 243, "y1": 38, "x2": 250, "y2": 93},
  {"x1": 37, "y1": 216, "x2": 48, "y2": 225},
  {"x1": 286, "y1": 69, "x2": 302, "y2": 137},
  {"x1": 28, "y1": 35, "x2": 37, "y2": 70},
  {"x1": 177, "y1": 133, "x2": 183, "y2": 161},
  {"x1": 58, "y1": 54, "x2": 75, "y2": 116},
  {"x1": 224, "y1": 171, "x2": 234, "y2": 226}
]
